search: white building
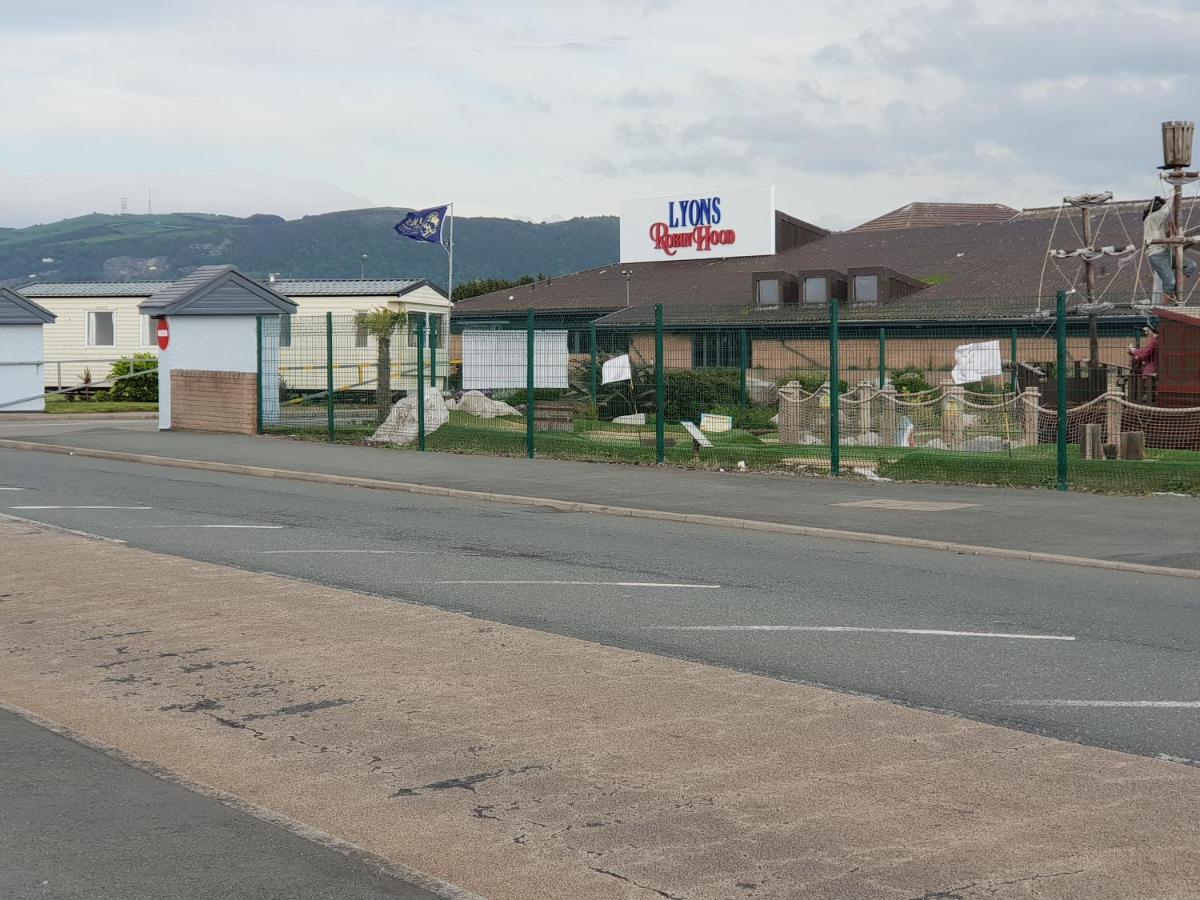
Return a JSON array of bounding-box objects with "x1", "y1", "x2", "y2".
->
[
  {"x1": 0, "y1": 288, "x2": 56, "y2": 412},
  {"x1": 18, "y1": 276, "x2": 449, "y2": 388}
]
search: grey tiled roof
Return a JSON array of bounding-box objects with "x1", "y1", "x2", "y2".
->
[
  {"x1": 20, "y1": 277, "x2": 432, "y2": 299},
  {"x1": 140, "y1": 265, "x2": 296, "y2": 316}
]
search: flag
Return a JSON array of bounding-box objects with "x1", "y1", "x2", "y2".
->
[
  {"x1": 601, "y1": 353, "x2": 632, "y2": 384},
  {"x1": 394, "y1": 205, "x2": 449, "y2": 245},
  {"x1": 951, "y1": 339, "x2": 1003, "y2": 385}
]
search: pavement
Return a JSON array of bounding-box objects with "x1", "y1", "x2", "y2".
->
[
  {"x1": 3, "y1": 516, "x2": 1199, "y2": 900},
  {"x1": 0, "y1": 418, "x2": 1197, "y2": 571},
  {"x1": 0, "y1": 708, "x2": 447, "y2": 900}
]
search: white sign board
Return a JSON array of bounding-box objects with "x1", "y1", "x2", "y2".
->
[
  {"x1": 680, "y1": 421, "x2": 713, "y2": 448},
  {"x1": 601, "y1": 353, "x2": 632, "y2": 384},
  {"x1": 462, "y1": 330, "x2": 569, "y2": 390},
  {"x1": 620, "y1": 186, "x2": 776, "y2": 263}
]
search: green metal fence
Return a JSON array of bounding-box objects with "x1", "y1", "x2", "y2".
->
[{"x1": 259, "y1": 297, "x2": 1200, "y2": 495}]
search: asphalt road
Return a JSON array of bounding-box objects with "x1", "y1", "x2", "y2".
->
[
  {"x1": 3, "y1": 448, "x2": 1199, "y2": 765},
  {"x1": 0, "y1": 708, "x2": 443, "y2": 900}
]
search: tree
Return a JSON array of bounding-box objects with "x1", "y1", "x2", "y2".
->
[
  {"x1": 452, "y1": 274, "x2": 546, "y2": 302},
  {"x1": 357, "y1": 307, "x2": 407, "y2": 424}
]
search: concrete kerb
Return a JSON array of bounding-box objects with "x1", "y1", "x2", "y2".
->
[
  {"x1": 3, "y1": 437, "x2": 1199, "y2": 582},
  {"x1": 0, "y1": 699, "x2": 488, "y2": 900}
]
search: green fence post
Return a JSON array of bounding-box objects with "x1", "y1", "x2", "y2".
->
[
  {"x1": 416, "y1": 317, "x2": 426, "y2": 451},
  {"x1": 830, "y1": 298, "x2": 841, "y2": 477},
  {"x1": 1056, "y1": 290, "x2": 1068, "y2": 491},
  {"x1": 877, "y1": 326, "x2": 886, "y2": 389},
  {"x1": 428, "y1": 313, "x2": 437, "y2": 389},
  {"x1": 589, "y1": 320, "x2": 598, "y2": 407},
  {"x1": 325, "y1": 311, "x2": 335, "y2": 442},
  {"x1": 739, "y1": 329, "x2": 749, "y2": 404},
  {"x1": 255, "y1": 314, "x2": 263, "y2": 434},
  {"x1": 526, "y1": 309, "x2": 536, "y2": 459},
  {"x1": 655, "y1": 303, "x2": 665, "y2": 464},
  {"x1": 1010, "y1": 327, "x2": 1019, "y2": 394}
]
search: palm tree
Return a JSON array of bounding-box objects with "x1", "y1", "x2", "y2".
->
[{"x1": 357, "y1": 307, "x2": 407, "y2": 424}]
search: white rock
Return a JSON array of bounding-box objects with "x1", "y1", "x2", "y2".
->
[
  {"x1": 924, "y1": 438, "x2": 949, "y2": 450},
  {"x1": 964, "y1": 435, "x2": 1006, "y2": 452},
  {"x1": 858, "y1": 432, "x2": 881, "y2": 446},
  {"x1": 456, "y1": 390, "x2": 521, "y2": 419},
  {"x1": 801, "y1": 433, "x2": 821, "y2": 446},
  {"x1": 368, "y1": 392, "x2": 449, "y2": 445},
  {"x1": 613, "y1": 413, "x2": 646, "y2": 425}
]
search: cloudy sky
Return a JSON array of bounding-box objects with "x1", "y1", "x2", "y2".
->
[{"x1": 2, "y1": 0, "x2": 1198, "y2": 229}]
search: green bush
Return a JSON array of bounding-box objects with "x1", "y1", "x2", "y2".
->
[
  {"x1": 774, "y1": 371, "x2": 847, "y2": 395},
  {"x1": 663, "y1": 369, "x2": 742, "y2": 422},
  {"x1": 890, "y1": 366, "x2": 933, "y2": 395},
  {"x1": 104, "y1": 353, "x2": 158, "y2": 402},
  {"x1": 708, "y1": 403, "x2": 777, "y2": 430}
]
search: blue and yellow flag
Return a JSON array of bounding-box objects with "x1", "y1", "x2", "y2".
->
[{"x1": 394, "y1": 205, "x2": 449, "y2": 244}]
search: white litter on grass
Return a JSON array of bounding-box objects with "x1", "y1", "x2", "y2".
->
[{"x1": 851, "y1": 467, "x2": 893, "y2": 482}]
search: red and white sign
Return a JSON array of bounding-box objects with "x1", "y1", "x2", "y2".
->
[
  {"x1": 156, "y1": 317, "x2": 170, "y2": 350},
  {"x1": 619, "y1": 185, "x2": 776, "y2": 264}
]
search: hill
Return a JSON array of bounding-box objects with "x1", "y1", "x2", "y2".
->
[{"x1": 0, "y1": 209, "x2": 619, "y2": 287}]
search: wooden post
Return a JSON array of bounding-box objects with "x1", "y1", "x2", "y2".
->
[
  {"x1": 942, "y1": 383, "x2": 966, "y2": 448},
  {"x1": 880, "y1": 385, "x2": 898, "y2": 447},
  {"x1": 1080, "y1": 423, "x2": 1103, "y2": 460},
  {"x1": 1120, "y1": 431, "x2": 1146, "y2": 461},
  {"x1": 858, "y1": 381, "x2": 874, "y2": 441},
  {"x1": 1105, "y1": 388, "x2": 1122, "y2": 447},
  {"x1": 1080, "y1": 205, "x2": 1096, "y2": 303},
  {"x1": 1023, "y1": 387, "x2": 1040, "y2": 446}
]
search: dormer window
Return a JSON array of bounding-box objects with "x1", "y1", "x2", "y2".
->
[
  {"x1": 853, "y1": 274, "x2": 879, "y2": 304},
  {"x1": 757, "y1": 279, "x2": 781, "y2": 307},
  {"x1": 803, "y1": 277, "x2": 827, "y2": 304},
  {"x1": 751, "y1": 271, "x2": 798, "y2": 307}
]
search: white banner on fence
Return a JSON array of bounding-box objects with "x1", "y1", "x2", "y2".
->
[
  {"x1": 601, "y1": 353, "x2": 632, "y2": 384},
  {"x1": 462, "y1": 330, "x2": 569, "y2": 390},
  {"x1": 951, "y1": 340, "x2": 1003, "y2": 385}
]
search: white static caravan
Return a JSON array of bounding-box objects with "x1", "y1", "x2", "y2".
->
[
  {"x1": 18, "y1": 277, "x2": 450, "y2": 389},
  {"x1": 0, "y1": 288, "x2": 56, "y2": 412}
]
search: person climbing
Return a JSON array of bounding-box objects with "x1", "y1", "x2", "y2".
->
[
  {"x1": 1144, "y1": 196, "x2": 1197, "y2": 302},
  {"x1": 1128, "y1": 325, "x2": 1159, "y2": 377}
]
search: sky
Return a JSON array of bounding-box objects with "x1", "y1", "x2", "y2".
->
[{"x1": 2, "y1": 0, "x2": 1199, "y2": 230}]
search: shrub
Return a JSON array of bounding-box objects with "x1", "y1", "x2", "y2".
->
[
  {"x1": 105, "y1": 353, "x2": 158, "y2": 402},
  {"x1": 774, "y1": 371, "x2": 847, "y2": 395},
  {"x1": 663, "y1": 369, "x2": 742, "y2": 422},
  {"x1": 709, "y1": 403, "x2": 777, "y2": 430},
  {"x1": 890, "y1": 366, "x2": 933, "y2": 395}
]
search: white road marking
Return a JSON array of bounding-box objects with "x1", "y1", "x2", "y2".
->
[
  {"x1": 835, "y1": 499, "x2": 979, "y2": 512},
  {"x1": 256, "y1": 549, "x2": 434, "y2": 555},
  {"x1": 1010, "y1": 700, "x2": 1200, "y2": 708},
  {"x1": 420, "y1": 580, "x2": 722, "y2": 588},
  {"x1": 1, "y1": 512, "x2": 126, "y2": 544},
  {"x1": 149, "y1": 525, "x2": 284, "y2": 529},
  {"x1": 0, "y1": 487, "x2": 25, "y2": 491},
  {"x1": 9, "y1": 505, "x2": 152, "y2": 510},
  {"x1": 646, "y1": 625, "x2": 1075, "y2": 641}
]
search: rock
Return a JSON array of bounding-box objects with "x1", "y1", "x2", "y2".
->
[
  {"x1": 444, "y1": 397, "x2": 458, "y2": 411},
  {"x1": 801, "y1": 433, "x2": 821, "y2": 446},
  {"x1": 859, "y1": 431, "x2": 881, "y2": 446},
  {"x1": 613, "y1": 413, "x2": 646, "y2": 425},
  {"x1": 456, "y1": 390, "x2": 520, "y2": 419},
  {"x1": 367, "y1": 392, "x2": 449, "y2": 445},
  {"x1": 746, "y1": 375, "x2": 777, "y2": 405},
  {"x1": 964, "y1": 435, "x2": 1006, "y2": 452},
  {"x1": 924, "y1": 438, "x2": 949, "y2": 450}
]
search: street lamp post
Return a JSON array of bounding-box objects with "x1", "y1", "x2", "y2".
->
[{"x1": 620, "y1": 269, "x2": 632, "y2": 307}]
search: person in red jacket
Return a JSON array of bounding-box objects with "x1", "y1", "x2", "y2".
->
[{"x1": 1128, "y1": 326, "x2": 1160, "y2": 376}]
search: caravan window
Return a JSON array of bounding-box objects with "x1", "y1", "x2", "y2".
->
[{"x1": 87, "y1": 311, "x2": 115, "y2": 347}]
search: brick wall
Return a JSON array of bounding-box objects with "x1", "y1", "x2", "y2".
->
[{"x1": 171, "y1": 369, "x2": 257, "y2": 435}]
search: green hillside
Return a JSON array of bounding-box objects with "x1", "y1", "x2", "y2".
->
[{"x1": 0, "y1": 209, "x2": 619, "y2": 287}]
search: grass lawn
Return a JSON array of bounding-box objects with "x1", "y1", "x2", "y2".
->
[
  {"x1": 44, "y1": 398, "x2": 158, "y2": 414},
  {"x1": 272, "y1": 408, "x2": 1200, "y2": 495}
]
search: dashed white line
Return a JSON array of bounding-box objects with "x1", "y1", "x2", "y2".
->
[
  {"x1": 255, "y1": 549, "x2": 434, "y2": 555},
  {"x1": 1010, "y1": 700, "x2": 1200, "y2": 708},
  {"x1": 9, "y1": 505, "x2": 152, "y2": 510},
  {"x1": 646, "y1": 625, "x2": 1076, "y2": 641},
  {"x1": 420, "y1": 580, "x2": 721, "y2": 588},
  {"x1": 149, "y1": 525, "x2": 285, "y2": 529},
  {"x1": 0, "y1": 487, "x2": 26, "y2": 491}
]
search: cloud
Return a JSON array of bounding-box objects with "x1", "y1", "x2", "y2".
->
[{"x1": 0, "y1": 0, "x2": 1194, "y2": 231}]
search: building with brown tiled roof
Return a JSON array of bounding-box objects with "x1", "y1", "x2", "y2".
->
[{"x1": 851, "y1": 202, "x2": 1019, "y2": 232}]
